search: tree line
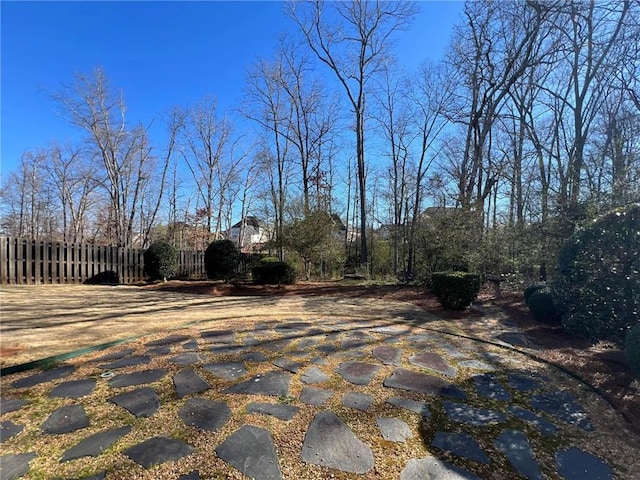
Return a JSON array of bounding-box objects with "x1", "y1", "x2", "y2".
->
[{"x1": 1, "y1": 0, "x2": 638, "y2": 283}]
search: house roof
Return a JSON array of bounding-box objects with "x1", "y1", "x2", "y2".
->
[{"x1": 231, "y1": 216, "x2": 262, "y2": 229}]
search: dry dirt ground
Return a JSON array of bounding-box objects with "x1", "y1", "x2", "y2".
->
[{"x1": 1, "y1": 279, "x2": 638, "y2": 436}]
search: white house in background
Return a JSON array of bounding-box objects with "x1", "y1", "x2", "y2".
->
[{"x1": 228, "y1": 216, "x2": 272, "y2": 252}]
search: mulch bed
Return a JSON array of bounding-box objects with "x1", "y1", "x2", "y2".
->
[{"x1": 145, "y1": 280, "x2": 640, "y2": 435}]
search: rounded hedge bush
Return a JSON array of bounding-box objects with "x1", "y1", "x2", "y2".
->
[
  {"x1": 252, "y1": 257, "x2": 296, "y2": 285},
  {"x1": 625, "y1": 323, "x2": 640, "y2": 378},
  {"x1": 204, "y1": 240, "x2": 240, "y2": 280},
  {"x1": 553, "y1": 204, "x2": 639, "y2": 345},
  {"x1": 524, "y1": 282, "x2": 547, "y2": 304},
  {"x1": 144, "y1": 241, "x2": 177, "y2": 281},
  {"x1": 430, "y1": 271, "x2": 481, "y2": 310},
  {"x1": 527, "y1": 288, "x2": 561, "y2": 325}
]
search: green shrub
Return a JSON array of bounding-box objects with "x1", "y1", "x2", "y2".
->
[
  {"x1": 144, "y1": 241, "x2": 177, "y2": 281},
  {"x1": 553, "y1": 204, "x2": 640, "y2": 345},
  {"x1": 430, "y1": 271, "x2": 481, "y2": 310},
  {"x1": 526, "y1": 288, "x2": 561, "y2": 324},
  {"x1": 204, "y1": 240, "x2": 240, "y2": 280},
  {"x1": 524, "y1": 282, "x2": 547, "y2": 304},
  {"x1": 625, "y1": 323, "x2": 640, "y2": 378},
  {"x1": 252, "y1": 257, "x2": 296, "y2": 285}
]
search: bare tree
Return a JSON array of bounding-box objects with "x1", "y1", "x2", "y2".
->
[
  {"x1": 288, "y1": 0, "x2": 418, "y2": 266},
  {"x1": 52, "y1": 68, "x2": 165, "y2": 246}
]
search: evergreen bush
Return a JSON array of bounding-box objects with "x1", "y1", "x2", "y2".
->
[
  {"x1": 144, "y1": 241, "x2": 177, "y2": 281},
  {"x1": 252, "y1": 257, "x2": 296, "y2": 285},
  {"x1": 553, "y1": 204, "x2": 639, "y2": 345},
  {"x1": 204, "y1": 240, "x2": 240, "y2": 280},
  {"x1": 526, "y1": 288, "x2": 561, "y2": 324},
  {"x1": 524, "y1": 282, "x2": 547, "y2": 304},
  {"x1": 625, "y1": 323, "x2": 640, "y2": 378},
  {"x1": 430, "y1": 271, "x2": 481, "y2": 310}
]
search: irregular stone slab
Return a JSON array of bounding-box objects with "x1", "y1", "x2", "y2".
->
[
  {"x1": 200, "y1": 330, "x2": 235, "y2": 343},
  {"x1": 216, "y1": 425, "x2": 282, "y2": 480},
  {"x1": 443, "y1": 401, "x2": 507, "y2": 426},
  {"x1": 49, "y1": 378, "x2": 96, "y2": 398},
  {"x1": 1, "y1": 421, "x2": 23, "y2": 442},
  {"x1": 377, "y1": 417, "x2": 412, "y2": 442},
  {"x1": 273, "y1": 357, "x2": 304, "y2": 373},
  {"x1": 1, "y1": 452, "x2": 36, "y2": 480},
  {"x1": 275, "y1": 321, "x2": 311, "y2": 333},
  {"x1": 124, "y1": 436, "x2": 195, "y2": 469},
  {"x1": 0, "y1": 398, "x2": 26, "y2": 415},
  {"x1": 431, "y1": 432, "x2": 489, "y2": 464},
  {"x1": 242, "y1": 335, "x2": 263, "y2": 346},
  {"x1": 316, "y1": 343, "x2": 338, "y2": 354},
  {"x1": 289, "y1": 350, "x2": 310, "y2": 358},
  {"x1": 146, "y1": 334, "x2": 190, "y2": 346},
  {"x1": 301, "y1": 411, "x2": 374, "y2": 474},
  {"x1": 372, "y1": 346, "x2": 402, "y2": 366},
  {"x1": 243, "y1": 351, "x2": 268, "y2": 362},
  {"x1": 146, "y1": 345, "x2": 171, "y2": 355},
  {"x1": 299, "y1": 387, "x2": 333, "y2": 406},
  {"x1": 41, "y1": 404, "x2": 89, "y2": 434},
  {"x1": 262, "y1": 339, "x2": 292, "y2": 352},
  {"x1": 310, "y1": 356, "x2": 327, "y2": 365},
  {"x1": 342, "y1": 337, "x2": 369, "y2": 349},
  {"x1": 409, "y1": 353, "x2": 457, "y2": 377},
  {"x1": 12, "y1": 365, "x2": 75, "y2": 388},
  {"x1": 174, "y1": 368, "x2": 210, "y2": 398},
  {"x1": 301, "y1": 366, "x2": 330, "y2": 384},
  {"x1": 307, "y1": 327, "x2": 325, "y2": 335},
  {"x1": 335, "y1": 361, "x2": 380, "y2": 385},
  {"x1": 247, "y1": 402, "x2": 299, "y2": 420},
  {"x1": 508, "y1": 406, "x2": 558, "y2": 436},
  {"x1": 473, "y1": 374, "x2": 511, "y2": 401},
  {"x1": 93, "y1": 348, "x2": 135, "y2": 362},
  {"x1": 387, "y1": 397, "x2": 431, "y2": 418},
  {"x1": 494, "y1": 429, "x2": 542, "y2": 480},
  {"x1": 99, "y1": 355, "x2": 151, "y2": 370},
  {"x1": 371, "y1": 325, "x2": 410, "y2": 335},
  {"x1": 334, "y1": 349, "x2": 367, "y2": 359},
  {"x1": 438, "y1": 342, "x2": 466, "y2": 358},
  {"x1": 383, "y1": 336, "x2": 402, "y2": 344},
  {"x1": 529, "y1": 391, "x2": 593, "y2": 430},
  {"x1": 182, "y1": 339, "x2": 199, "y2": 351},
  {"x1": 209, "y1": 344, "x2": 246, "y2": 355},
  {"x1": 401, "y1": 457, "x2": 481, "y2": 480},
  {"x1": 406, "y1": 333, "x2": 439, "y2": 343},
  {"x1": 458, "y1": 360, "x2": 496, "y2": 371},
  {"x1": 384, "y1": 368, "x2": 467, "y2": 399},
  {"x1": 179, "y1": 398, "x2": 231, "y2": 431},
  {"x1": 555, "y1": 447, "x2": 613, "y2": 480},
  {"x1": 108, "y1": 387, "x2": 160, "y2": 417},
  {"x1": 297, "y1": 338, "x2": 319, "y2": 349},
  {"x1": 170, "y1": 353, "x2": 203, "y2": 365},
  {"x1": 507, "y1": 373, "x2": 541, "y2": 392},
  {"x1": 108, "y1": 369, "x2": 168, "y2": 388},
  {"x1": 61, "y1": 426, "x2": 132, "y2": 462},
  {"x1": 202, "y1": 361, "x2": 248, "y2": 380},
  {"x1": 341, "y1": 391, "x2": 374, "y2": 411},
  {"x1": 223, "y1": 371, "x2": 291, "y2": 397}
]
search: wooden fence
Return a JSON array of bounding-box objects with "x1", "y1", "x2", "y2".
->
[{"x1": 0, "y1": 237, "x2": 205, "y2": 285}]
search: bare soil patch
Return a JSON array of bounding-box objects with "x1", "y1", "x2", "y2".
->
[{"x1": 146, "y1": 280, "x2": 640, "y2": 434}]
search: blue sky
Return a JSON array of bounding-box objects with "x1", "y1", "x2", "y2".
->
[{"x1": 1, "y1": 1, "x2": 463, "y2": 176}]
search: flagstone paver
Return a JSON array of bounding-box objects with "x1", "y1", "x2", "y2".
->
[
  {"x1": 49, "y1": 378, "x2": 96, "y2": 398},
  {"x1": 431, "y1": 432, "x2": 490, "y2": 464},
  {"x1": 216, "y1": 425, "x2": 283, "y2": 480},
  {"x1": 179, "y1": 398, "x2": 231, "y2": 431},
  {"x1": 494, "y1": 429, "x2": 543, "y2": 480},
  {"x1": 1, "y1": 420, "x2": 23, "y2": 442},
  {"x1": 41, "y1": 404, "x2": 89, "y2": 434},
  {"x1": 61, "y1": 426, "x2": 132, "y2": 462},
  {"x1": 301, "y1": 411, "x2": 374, "y2": 474},
  {"x1": 108, "y1": 387, "x2": 160, "y2": 417},
  {"x1": 108, "y1": 369, "x2": 168, "y2": 388},
  {"x1": 1, "y1": 312, "x2": 630, "y2": 479},
  {"x1": 124, "y1": 436, "x2": 195, "y2": 468}
]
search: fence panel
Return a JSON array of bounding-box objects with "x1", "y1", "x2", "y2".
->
[{"x1": 0, "y1": 237, "x2": 205, "y2": 285}]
